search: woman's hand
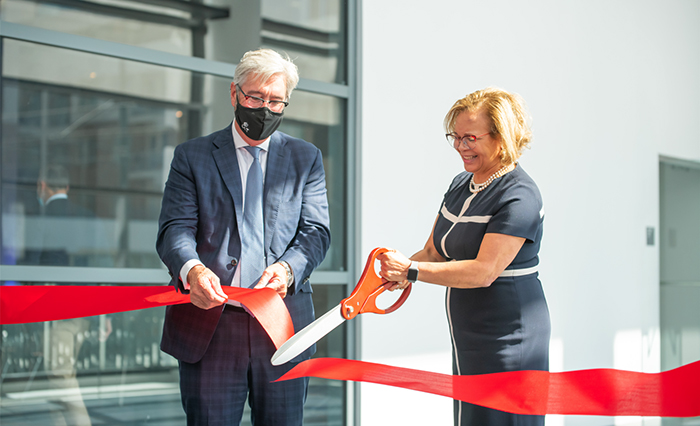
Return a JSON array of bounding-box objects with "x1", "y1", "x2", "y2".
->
[{"x1": 377, "y1": 249, "x2": 412, "y2": 291}]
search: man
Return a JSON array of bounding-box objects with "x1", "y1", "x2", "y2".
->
[
  {"x1": 31, "y1": 164, "x2": 97, "y2": 425},
  {"x1": 30, "y1": 164, "x2": 94, "y2": 265},
  {"x1": 156, "y1": 49, "x2": 331, "y2": 426}
]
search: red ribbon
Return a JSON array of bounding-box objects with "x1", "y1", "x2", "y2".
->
[
  {"x1": 277, "y1": 358, "x2": 700, "y2": 417},
  {"x1": 0, "y1": 285, "x2": 294, "y2": 349},
  {"x1": 3, "y1": 285, "x2": 699, "y2": 417}
]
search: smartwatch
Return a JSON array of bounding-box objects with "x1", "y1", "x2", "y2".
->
[{"x1": 407, "y1": 261, "x2": 419, "y2": 283}]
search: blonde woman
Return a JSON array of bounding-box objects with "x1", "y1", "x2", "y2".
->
[{"x1": 379, "y1": 87, "x2": 550, "y2": 426}]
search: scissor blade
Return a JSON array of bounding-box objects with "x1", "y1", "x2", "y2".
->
[{"x1": 271, "y1": 304, "x2": 345, "y2": 366}]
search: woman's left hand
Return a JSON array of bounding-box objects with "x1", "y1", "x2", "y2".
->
[{"x1": 377, "y1": 249, "x2": 412, "y2": 291}]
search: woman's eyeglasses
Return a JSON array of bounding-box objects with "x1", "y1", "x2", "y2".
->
[{"x1": 445, "y1": 132, "x2": 490, "y2": 149}]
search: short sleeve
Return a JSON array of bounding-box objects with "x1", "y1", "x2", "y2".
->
[{"x1": 485, "y1": 182, "x2": 543, "y2": 243}]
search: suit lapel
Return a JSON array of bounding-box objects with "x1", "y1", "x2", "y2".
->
[
  {"x1": 264, "y1": 133, "x2": 290, "y2": 251},
  {"x1": 212, "y1": 124, "x2": 244, "y2": 231}
]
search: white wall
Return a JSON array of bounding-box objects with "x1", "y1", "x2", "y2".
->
[{"x1": 359, "y1": 1, "x2": 700, "y2": 425}]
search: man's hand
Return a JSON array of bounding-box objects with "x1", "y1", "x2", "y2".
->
[
  {"x1": 188, "y1": 265, "x2": 228, "y2": 309},
  {"x1": 254, "y1": 263, "x2": 289, "y2": 298},
  {"x1": 99, "y1": 318, "x2": 113, "y2": 342}
]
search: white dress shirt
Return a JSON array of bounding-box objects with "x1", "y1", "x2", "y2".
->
[{"x1": 179, "y1": 126, "x2": 269, "y2": 290}]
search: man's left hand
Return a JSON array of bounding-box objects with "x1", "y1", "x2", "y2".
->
[{"x1": 254, "y1": 263, "x2": 288, "y2": 298}]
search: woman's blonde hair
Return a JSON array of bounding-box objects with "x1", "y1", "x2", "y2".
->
[{"x1": 444, "y1": 87, "x2": 532, "y2": 165}]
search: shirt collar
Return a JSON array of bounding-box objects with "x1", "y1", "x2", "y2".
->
[{"x1": 45, "y1": 193, "x2": 68, "y2": 206}]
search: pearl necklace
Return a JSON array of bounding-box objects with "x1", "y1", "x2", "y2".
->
[{"x1": 469, "y1": 163, "x2": 515, "y2": 194}]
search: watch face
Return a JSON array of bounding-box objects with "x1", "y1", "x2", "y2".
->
[{"x1": 407, "y1": 265, "x2": 418, "y2": 283}]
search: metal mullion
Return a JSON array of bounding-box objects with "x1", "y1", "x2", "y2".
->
[
  {"x1": 262, "y1": 18, "x2": 339, "y2": 44},
  {"x1": 0, "y1": 38, "x2": 3, "y2": 273},
  {"x1": 137, "y1": 0, "x2": 230, "y2": 19},
  {"x1": 0, "y1": 265, "x2": 348, "y2": 285},
  {"x1": 0, "y1": 265, "x2": 170, "y2": 284},
  {"x1": 0, "y1": 22, "x2": 349, "y2": 98},
  {"x1": 346, "y1": 1, "x2": 361, "y2": 425},
  {"x1": 1, "y1": 21, "x2": 233, "y2": 77},
  {"x1": 33, "y1": 0, "x2": 206, "y2": 29}
]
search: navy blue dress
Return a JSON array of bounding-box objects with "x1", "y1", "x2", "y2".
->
[{"x1": 433, "y1": 165, "x2": 550, "y2": 426}]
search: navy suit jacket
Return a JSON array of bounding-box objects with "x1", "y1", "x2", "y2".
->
[{"x1": 156, "y1": 124, "x2": 331, "y2": 364}]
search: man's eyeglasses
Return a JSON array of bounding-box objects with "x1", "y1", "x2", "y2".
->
[
  {"x1": 445, "y1": 132, "x2": 490, "y2": 149},
  {"x1": 237, "y1": 85, "x2": 289, "y2": 112}
]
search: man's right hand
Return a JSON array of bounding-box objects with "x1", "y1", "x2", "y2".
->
[{"x1": 188, "y1": 265, "x2": 228, "y2": 309}]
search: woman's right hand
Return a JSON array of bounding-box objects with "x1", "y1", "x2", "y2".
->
[{"x1": 377, "y1": 249, "x2": 412, "y2": 291}]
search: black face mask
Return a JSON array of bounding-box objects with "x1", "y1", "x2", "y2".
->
[{"x1": 234, "y1": 101, "x2": 284, "y2": 141}]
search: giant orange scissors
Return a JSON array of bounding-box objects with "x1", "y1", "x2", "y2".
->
[{"x1": 271, "y1": 247, "x2": 411, "y2": 365}]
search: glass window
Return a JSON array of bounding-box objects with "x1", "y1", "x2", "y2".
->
[
  {"x1": 0, "y1": 0, "x2": 347, "y2": 84},
  {"x1": 2, "y1": 39, "x2": 346, "y2": 271},
  {"x1": 0, "y1": 282, "x2": 346, "y2": 425},
  {"x1": 2, "y1": 40, "x2": 204, "y2": 269},
  {"x1": 1, "y1": 1, "x2": 353, "y2": 423},
  {"x1": 1, "y1": 24, "x2": 350, "y2": 425},
  {"x1": 279, "y1": 90, "x2": 347, "y2": 272},
  {"x1": 0, "y1": 282, "x2": 181, "y2": 425}
]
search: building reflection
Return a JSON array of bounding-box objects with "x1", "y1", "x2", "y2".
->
[{"x1": 1, "y1": 1, "x2": 350, "y2": 424}]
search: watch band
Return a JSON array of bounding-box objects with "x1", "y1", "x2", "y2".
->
[
  {"x1": 407, "y1": 261, "x2": 419, "y2": 283},
  {"x1": 280, "y1": 261, "x2": 294, "y2": 287}
]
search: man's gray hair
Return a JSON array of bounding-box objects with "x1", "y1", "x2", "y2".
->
[
  {"x1": 233, "y1": 49, "x2": 299, "y2": 100},
  {"x1": 40, "y1": 164, "x2": 70, "y2": 189}
]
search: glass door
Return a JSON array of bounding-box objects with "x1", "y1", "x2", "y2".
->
[{"x1": 659, "y1": 157, "x2": 700, "y2": 426}]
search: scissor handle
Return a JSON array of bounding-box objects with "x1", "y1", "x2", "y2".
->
[{"x1": 340, "y1": 247, "x2": 412, "y2": 320}]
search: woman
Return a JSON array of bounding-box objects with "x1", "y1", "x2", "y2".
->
[{"x1": 378, "y1": 87, "x2": 550, "y2": 426}]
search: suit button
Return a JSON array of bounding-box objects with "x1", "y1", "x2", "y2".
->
[{"x1": 231, "y1": 258, "x2": 238, "y2": 266}]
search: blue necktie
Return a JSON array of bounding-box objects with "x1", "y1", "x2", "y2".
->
[{"x1": 241, "y1": 146, "x2": 265, "y2": 287}]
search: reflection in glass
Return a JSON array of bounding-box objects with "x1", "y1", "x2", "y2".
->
[
  {"x1": 2, "y1": 40, "x2": 347, "y2": 271},
  {"x1": 2, "y1": 33, "x2": 349, "y2": 425},
  {"x1": 0, "y1": 0, "x2": 347, "y2": 84},
  {"x1": 280, "y1": 90, "x2": 347, "y2": 272},
  {"x1": 306, "y1": 284, "x2": 347, "y2": 426},
  {"x1": 2, "y1": 40, "x2": 202, "y2": 269},
  {"x1": 0, "y1": 282, "x2": 345, "y2": 425},
  {"x1": 0, "y1": 291, "x2": 181, "y2": 425}
]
